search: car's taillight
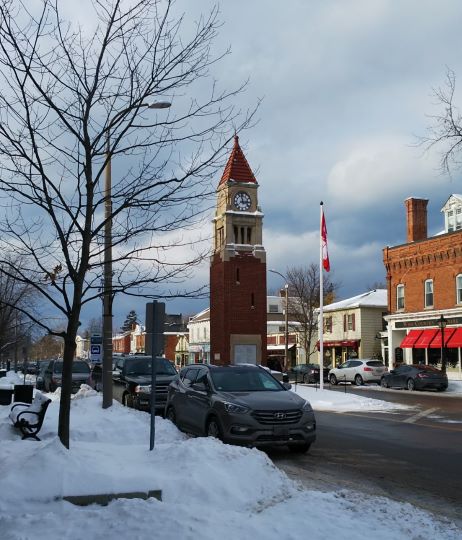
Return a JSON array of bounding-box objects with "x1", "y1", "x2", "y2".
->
[{"x1": 363, "y1": 367, "x2": 373, "y2": 372}]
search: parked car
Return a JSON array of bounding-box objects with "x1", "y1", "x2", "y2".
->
[
  {"x1": 112, "y1": 355, "x2": 178, "y2": 412},
  {"x1": 288, "y1": 363, "x2": 330, "y2": 383},
  {"x1": 380, "y1": 364, "x2": 448, "y2": 392},
  {"x1": 165, "y1": 363, "x2": 316, "y2": 453},
  {"x1": 328, "y1": 359, "x2": 387, "y2": 386},
  {"x1": 43, "y1": 359, "x2": 94, "y2": 393}
]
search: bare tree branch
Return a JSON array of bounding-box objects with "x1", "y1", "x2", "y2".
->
[{"x1": 0, "y1": 0, "x2": 256, "y2": 447}]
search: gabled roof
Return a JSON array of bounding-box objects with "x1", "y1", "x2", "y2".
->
[
  {"x1": 189, "y1": 307, "x2": 210, "y2": 323},
  {"x1": 219, "y1": 135, "x2": 257, "y2": 186},
  {"x1": 323, "y1": 289, "x2": 387, "y2": 312},
  {"x1": 441, "y1": 194, "x2": 462, "y2": 212}
]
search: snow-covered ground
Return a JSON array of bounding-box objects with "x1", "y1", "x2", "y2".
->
[
  {"x1": 291, "y1": 384, "x2": 414, "y2": 412},
  {"x1": 0, "y1": 376, "x2": 460, "y2": 540}
]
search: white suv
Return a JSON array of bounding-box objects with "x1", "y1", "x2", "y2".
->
[{"x1": 328, "y1": 359, "x2": 387, "y2": 386}]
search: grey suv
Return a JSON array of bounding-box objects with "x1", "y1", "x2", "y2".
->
[{"x1": 165, "y1": 364, "x2": 316, "y2": 453}]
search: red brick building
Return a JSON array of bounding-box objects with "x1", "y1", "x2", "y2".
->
[
  {"x1": 210, "y1": 135, "x2": 267, "y2": 366},
  {"x1": 383, "y1": 195, "x2": 462, "y2": 378}
]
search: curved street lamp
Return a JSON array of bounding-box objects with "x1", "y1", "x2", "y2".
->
[
  {"x1": 102, "y1": 101, "x2": 171, "y2": 409},
  {"x1": 438, "y1": 314, "x2": 447, "y2": 374},
  {"x1": 269, "y1": 269, "x2": 289, "y2": 377}
]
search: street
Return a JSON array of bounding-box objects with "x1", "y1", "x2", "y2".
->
[{"x1": 270, "y1": 386, "x2": 462, "y2": 527}]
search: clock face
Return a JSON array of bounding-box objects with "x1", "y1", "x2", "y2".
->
[{"x1": 233, "y1": 191, "x2": 251, "y2": 211}]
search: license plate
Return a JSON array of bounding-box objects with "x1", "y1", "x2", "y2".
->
[{"x1": 273, "y1": 427, "x2": 289, "y2": 439}]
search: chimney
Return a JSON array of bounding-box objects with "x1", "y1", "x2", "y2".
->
[{"x1": 405, "y1": 197, "x2": 428, "y2": 242}]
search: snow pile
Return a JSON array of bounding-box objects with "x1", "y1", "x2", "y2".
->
[
  {"x1": 291, "y1": 384, "x2": 413, "y2": 412},
  {"x1": 0, "y1": 371, "x2": 24, "y2": 388},
  {"x1": 0, "y1": 394, "x2": 459, "y2": 540}
]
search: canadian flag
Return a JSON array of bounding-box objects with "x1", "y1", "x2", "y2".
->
[{"x1": 321, "y1": 208, "x2": 330, "y2": 272}]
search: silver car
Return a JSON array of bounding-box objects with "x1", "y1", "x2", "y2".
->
[
  {"x1": 165, "y1": 364, "x2": 316, "y2": 453},
  {"x1": 328, "y1": 359, "x2": 387, "y2": 386}
]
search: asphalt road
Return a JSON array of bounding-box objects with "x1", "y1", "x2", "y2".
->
[{"x1": 269, "y1": 387, "x2": 462, "y2": 527}]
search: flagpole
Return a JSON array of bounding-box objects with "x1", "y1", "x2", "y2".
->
[{"x1": 319, "y1": 202, "x2": 324, "y2": 390}]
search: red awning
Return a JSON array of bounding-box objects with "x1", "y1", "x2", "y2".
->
[
  {"x1": 399, "y1": 330, "x2": 423, "y2": 348},
  {"x1": 429, "y1": 328, "x2": 456, "y2": 348},
  {"x1": 414, "y1": 329, "x2": 438, "y2": 348},
  {"x1": 446, "y1": 328, "x2": 462, "y2": 348}
]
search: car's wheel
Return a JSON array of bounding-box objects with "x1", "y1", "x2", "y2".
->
[
  {"x1": 166, "y1": 406, "x2": 177, "y2": 425},
  {"x1": 381, "y1": 377, "x2": 389, "y2": 388},
  {"x1": 288, "y1": 443, "x2": 311, "y2": 454},
  {"x1": 354, "y1": 374, "x2": 363, "y2": 386},
  {"x1": 206, "y1": 417, "x2": 223, "y2": 440},
  {"x1": 329, "y1": 374, "x2": 338, "y2": 385},
  {"x1": 122, "y1": 392, "x2": 133, "y2": 407},
  {"x1": 302, "y1": 374, "x2": 307, "y2": 384},
  {"x1": 406, "y1": 378, "x2": 415, "y2": 391}
]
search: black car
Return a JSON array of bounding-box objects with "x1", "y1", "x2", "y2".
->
[
  {"x1": 288, "y1": 363, "x2": 330, "y2": 383},
  {"x1": 165, "y1": 363, "x2": 316, "y2": 453},
  {"x1": 380, "y1": 364, "x2": 448, "y2": 392},
  {"x1": 112, "y1": 355, "x2": 178, "y2": 412},
  {"x1": 43, "y1": 359, "x2": 94, "y2": 393}
]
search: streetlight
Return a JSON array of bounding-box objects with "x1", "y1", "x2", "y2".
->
[
  {"x1": 102, "y1": 101, "x2": 171, "y2": 409},
  {"x1": 269, "y1": 269, "x2": 289, "y2": 377},
  {"x1": 438, "y1": 314, "x2": 447, "y2": 375}
]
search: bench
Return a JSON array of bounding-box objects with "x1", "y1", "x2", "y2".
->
[{"x1": 9, "y1": 391, "x2": 51, "y2": 441}]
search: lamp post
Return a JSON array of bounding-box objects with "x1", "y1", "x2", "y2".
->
[
  {"x1": 269, "y1": 269, "x2": 289, "y2": 376},
  {"x1": 438, "y1": 314, "x2": 447, "y2": 375},
  {"x1": 102, "y1": 101, "x2": 171, "y2": 409}
]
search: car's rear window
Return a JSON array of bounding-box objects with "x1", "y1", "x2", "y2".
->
[
  {"x1": 124, "y1": 357, "x2": 177, "y2": 376},
  {"x1": 366, "y1": 361, "x2": 385, "y2": 367},
  {"x1": 53, "y1": 361, "x2": 90, "y2": 374},
  {"x1": 210, "y1": 368, "x2": 282, "y2": 392},
  {"x1": 416, "y1": 365, "x2": 441, "y2": 372}
]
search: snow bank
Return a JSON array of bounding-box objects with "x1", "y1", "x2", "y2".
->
[{"x1": 0, "y1": 392, "x2": 459, "y2": 540}]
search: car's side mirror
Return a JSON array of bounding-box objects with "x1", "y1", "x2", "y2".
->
[
  {"x1": 282, "y1": 382, "x2": 292, "y2": 390},
  {"x1": 192, "y1": 381, "x2": 207, "y2": 392}
]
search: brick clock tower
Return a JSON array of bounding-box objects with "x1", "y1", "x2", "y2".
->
[{"x1": 210, "y1": 135, "x2": 267, "y2": 366}]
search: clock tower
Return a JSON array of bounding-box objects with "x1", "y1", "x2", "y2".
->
[{"x1": 210, "y1": 135, "x2": 267, "y2": 366}]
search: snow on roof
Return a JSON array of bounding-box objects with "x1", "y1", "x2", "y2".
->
[
  {"x1": 189, "y1": 307, "x2": 210, "y2": 322},
  {"x1": 323, "y1": 289, "x2": 387, "y2": 312}
]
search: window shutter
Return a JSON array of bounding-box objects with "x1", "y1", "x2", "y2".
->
[
  {"x1": 352, "y1": 313, "x2": 356, "y2": 331},
  {"x1": 343, "y1": 314, "x2": 347, "y2": 332}
]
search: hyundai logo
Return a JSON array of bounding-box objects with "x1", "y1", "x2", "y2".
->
[{"x1": 274, "y1": 412, "x2": 286, "y2": 419}]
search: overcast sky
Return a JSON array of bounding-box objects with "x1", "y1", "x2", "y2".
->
[{"x1": 104, "y1": 0, "x2": 462, "y2": 328}]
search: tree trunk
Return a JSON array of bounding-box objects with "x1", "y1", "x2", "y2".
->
[{"x1": 58, "y1": 325, "x2": 78, "y2": 449}]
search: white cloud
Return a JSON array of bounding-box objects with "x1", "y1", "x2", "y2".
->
[{"x1": 327, "y1": 137, "x2": 441, "y2": 208}]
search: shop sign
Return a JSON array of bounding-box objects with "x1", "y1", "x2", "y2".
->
[{"x1": 396, "y1": 316, "x2": 462, "y2": 328}]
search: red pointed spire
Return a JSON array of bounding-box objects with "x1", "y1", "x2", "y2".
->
[{"x1": 219, "y1": 135, "x2": 257, "y2": 186}]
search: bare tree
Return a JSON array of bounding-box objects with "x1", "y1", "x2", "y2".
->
[
  {"x1": 422, "y1": 68, "x2": 462, "y2": 174},
  {"x1": 82, "y1": 318, "x2": 102, "y2": 340},
  {"x1": 286, "y1": 264, "x2": 338, "y2": 364},
  {"x1": 30, "y1": 334, "x2": 63, "y2": 360},
  {"x1": 0, "y1": 0, "x2": 253, "y2": 447},
  {"x1": 0, "y1": 257, "x2": 38, "y2": 364}
]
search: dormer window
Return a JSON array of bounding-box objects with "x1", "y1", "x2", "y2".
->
[
  {"x1": 442, "y1": 196, "x2": 462, "y2": 233},
  {"x1": 448, "y1": 210, "x2": 454, "y2": 232}
]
